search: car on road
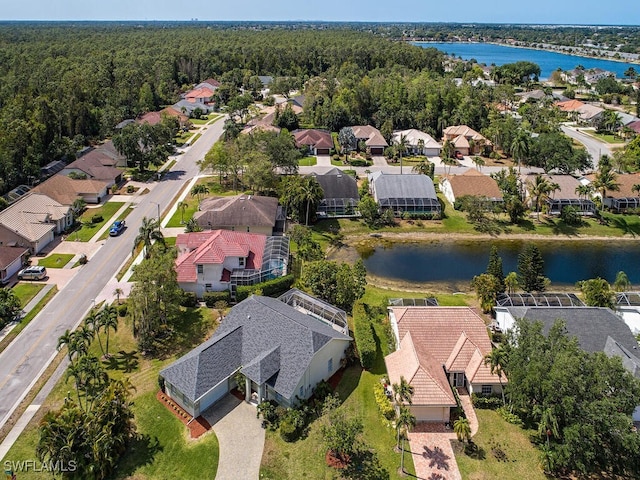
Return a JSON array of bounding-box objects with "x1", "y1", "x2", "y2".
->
[
  {"x1": 109, "y1": 220, "x2": 126, "y2": 236},
  {"x1": 17, "y1": 266, "x2": 47, "y2": 281}
]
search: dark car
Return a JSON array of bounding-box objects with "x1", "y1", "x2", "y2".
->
[{"x1": 109, "y1": 220, "x2": 126, "y2": 236}]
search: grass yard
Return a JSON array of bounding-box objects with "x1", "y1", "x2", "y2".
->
[
  {"x1": 583, "y1": 130, "x2": 626, "y2": 144},
  {"x1": 70, "y1": 202, "x2": 124, "y2": 242},
  {"x1": 260, "y1": 302, "x2": 416, "y2": 480},
  {"x1": 174, "y1": 130, "x2": 194, "y2": 146},
  {"x1": 191, "y1": 133, "x2": 202, "y2": 144},
  {"x1": 455, "y1": 409, "x2": 546, "y2": 480},
  {"x1": 298, "y1": 156, "x2": 317, "y2": 166},
  {"x1": 1, "y1": 305, "x2": 220, "y2": 479},
  {"x1": 98, "y1": 205, "x2": 135, "y2": 241},
  {"x1": 12, "y1": 283, "x2": 46, "y2": 307},
  {"x1": 166, "y1": 176, "x2": 239, "y2": 227},
  {"x1": 37, "y1": 253, "x2": 75, "y2": 268},
  {"x1": 362, "y1": 284, "x2": 473, "y2": 307}
]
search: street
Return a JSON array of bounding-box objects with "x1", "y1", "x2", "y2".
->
[
  {"x1": 561, "y1": 125, "x2": 613, "y2": 170},
  {"x1": 0, "y1": 119, "x2": 225, "y2": 431}
]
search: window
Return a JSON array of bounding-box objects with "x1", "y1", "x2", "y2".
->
[
  {"x1": 197, "y1": 264, "x2": 204, "y2": 274},
  {"x1": 328, "y1": 358, "x2": 333, "y2": 373},
  {"x1": 481, "y1": 385, "x2": 492, "y2": 396},
  {"x1": 239, "y1": 257, "x2": 245, "y2": 267}
]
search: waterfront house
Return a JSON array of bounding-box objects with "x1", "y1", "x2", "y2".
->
[
  {"x1": 160, "y1": 291, "x2": 351, "y2": 416},
  {"x1": 368, "y1": 172, "x2": 440, "y2": 217},
  {"x1": 522, "y1": 173, "x2": 596, "y2": 215},
  {"x1": 309, "y1": 168, "x2": 359, "y2": 217},
  {"x1": 385, "y1": 307, "x2": 504, "y2": 422},
  {"x1": 440, "y1": 169, "x2": 503, "y2": 207},
  {"x1": 193, "y1": 195, "x2": 284, "y2": 235}
]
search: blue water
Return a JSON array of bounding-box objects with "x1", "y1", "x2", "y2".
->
[
  {"x1": 361, "y1": 240, "x2": 640, "y2": 286},
  {"x1": 415, "y1": 42, "x2": 637, "y2": 79}
]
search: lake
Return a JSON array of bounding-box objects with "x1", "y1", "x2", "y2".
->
[
  {"x1": 415, "y1": 42, "x2": 636, "y2": 79},
  {"x1": 359, "y1": 239, "x2": 640, "y2": 287}
]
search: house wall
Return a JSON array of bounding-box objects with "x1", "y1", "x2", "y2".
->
[
  {"x1": 618, "y1": 308, "x2": 640, "y2": 334},
  {"x1": 0, "y1": 225, "x2": 54, "y2": 255},
  {"x1": 0, "y1": 252, "x2": 28, "y2": 284},
  {"x1": 290, "y1": 338, "x2": 351, "y2": 404},
  {"x1": 197, "y1": 223, "x2": 273, "y2": 236},
  {"x1": 495, "y1": 309, "x2": 516, "y2": 332},
  {"x1": 80, "y1": 185, "x2": 108, "y2": 204},
  {"x1": 165, "y1": 381, "x2": 196, "y2": 417},
  {"x1": 411, "y1": 405, "x2": 450, "y2": 422},
  {"x1": 468, "y1": 382, "x2": 503, "y2": 396},
  {"x1": 181, "y1": 255, "x2": 246, "y2": 296},
  {"x1": 439, "y1": 179, "x2": 456, "y2": 205},
  {"x1": 424, "y1": 148, "x2": 441, "y2": 157}
]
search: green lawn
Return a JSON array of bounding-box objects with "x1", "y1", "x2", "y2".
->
[
  {"x1": 12, "y1": 283, "x2": 46, "y2": 307},
  {"x1": 166, "y1": 177, "x2": 239, "y2": 227},
  {"x1": 583, "y1": 130, "x2": 626, "y2": 144},
  {"x1": 1, "y1": 306, "x2": 220, "y2": 479},
  {"x1": 70, "y1": 202, "x2": 125, "y2": 242},
  {"x1": 37, "y1": 253, "x2": 75, "y2": 269},
  {"x1": 98, "y1": 205, "x2": 135, "y2": 241},
  {"x1": 0, "y1": 287, "x2": 57, "y2": 355},
  {"x1": 331, "y1": 157, "x2": 346, "y2": 166},
  {"x1": 362, "y1": 285, "x2": 473, "y2": 307},
  {"x1": 174, "y1": 130, "x2": 194, "y2": 146},
  {"x1": 260, "y1": 302, "x2": 416, "y2": 479},
  {"x1": 456, "y1": 409, "x2": 546, "y2": 480},
  {"x1": 298, "y1": 156, "x2": 317, "y2": 166}
]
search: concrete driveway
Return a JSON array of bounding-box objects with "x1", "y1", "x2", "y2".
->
[
  {"x1": 408, "y1": 427, "x2": 462, "y2": 480},
  {"x1": 204, "y1": 395, "x2": 265, "y2": 480}
]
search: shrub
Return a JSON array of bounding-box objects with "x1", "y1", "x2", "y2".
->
[
  {"x1": 127, "y1": 185, "x2": 135, "y2": 193},
  {"x1": 349, "y1": 159, "x2": 369, "y2": 167},
  {"x1": 180, "y1": 291, "x2": 198, "y2": 308},
  {"x1": 496, "y1": 406, "x2": 523, "y2": 426},
  {"x1": 353, "y1": 301, "x2": 376, "y2": 370},
  {"x1": 91, "y1": 214, "x2": 103, "y2": 224},
  {"x1": 373, "y1": 381, "x2": 395, "y2": 421},
  {"x1": 118, "y1": 304, "x2": 128, "y2": 317},
  {"x1": 203, "y1": 291, "x2": 230, "y2": 307},
  {"x1": 560, "y1": 205, "x2": 582, "y2": 226},
  {"x1": 279, "y1": 417, "x2": 298, "y2": 442},
  {"x1": 235, "y1": 274, "x2": 295, "y2": 302},
  {"x1": 471, "y1": 393, "x2": 503, "y2": 410},
  {"x1": 312, "y1": 380, "x2": 333, "y2": 402}
]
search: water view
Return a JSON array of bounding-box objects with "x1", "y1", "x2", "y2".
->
[
  {"x1": 360, "y1": 239, "x2": 640, "y2": 286},
  {"x1": 415, "y1": 42, "x2": 637, "y2": 79}
]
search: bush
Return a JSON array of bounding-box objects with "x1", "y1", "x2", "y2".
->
[
  {"x1": 127, "y1": 185, "x2": 135, "y2": 194},
  {"x1": 349, "y1": 159, "x2": 369, "y2": 167},
  {"x1": 279, "y1": 417, "x2": 298, "y2": 442},
  {"x1": 497, "y1": 406, "x2": 524, "y2": 426},
  {"x1": 373, "y1": 381, "x2": 395, "y2": 420},
  {"x1": 353, "y1": 301, "x2": 376, "y2": 370},
  {"x1": 560, "y1": 206, "x2": 582, "y2": 226},
  {"x1": 312, "y1": 380, "x2": 333, "y2": 402},
  {"x1": 180, "y1": 291, "x2": 198, "y2": 308},
  {"x1": 118, "y1": 304, "x2": 128, "y2": 317},
  {"x1": 91, "y1": 214, "x2": 103, "y2": 224},
  {"x1": 235, "y1": 274, "x2": 295, "y2": 302},
  {"x1": 471, "y1": 393, "x2": 503, "y2": 410},
  {"x1": 203, "y1": 291, "x2": 230, "y2": 307}
]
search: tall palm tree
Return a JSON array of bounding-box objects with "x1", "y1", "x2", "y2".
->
[
  {"x1": 392, "y1": 376, "x2": 414, "y2": 406},
  {"x1": 484, "y1": 347, "x2": 507, "y2": 405},
  {"x1": 57, "y1": 330, "x2": 75, "y2": 363},
  {"x1": 453, "y1": 417, "x2": 472, "y2": 444},
  {"x1": 473, "y1": 156, "x2": 485, "y2": 171},
  {"x1": 575, "y1": 184, "x2": 594, "y2": 201},
  {"x1": 297, "y1": 176, "x2": 324, "y2": 226},
  {"x1": 100, "y1": 305, "x2": 119, "y2": 358},
  {"x1": 441, "y1": 156, "x2": 457, "y2": 176},
  {"x1": 528, "y1": 175, "x2": 559, "y2": 221},
  {"x1": 84, "y1": 312, "x2": 105, "y2": 358},
  {"x1": 416, "y1": 138, "x2": 425, "y2": 156},
  {"x1": 113, "y1": 287, "x2": 124, "y2": 305},
  {"x1": 190, "y1": 184, "x2": 209, "y2": 203},
  {"x1": 397, "y1": 406, "x2": 417, "y2": 473},
  {"x1": 592, "y1": 166, "x2": 620, "y2": 212},
  {"x1": 133, "y1": 216, "x2": 165, "y2": 258},
  {"x1": 412, "y1": 159, "x2": 434, "y2": 178},
  {"x1": 510, "y1": 130, "x2": 530, "y2": 172},
  {"x1": 177, "y1": 201, "x2": 189, "y2": 224},
  {"x1": 394, "y1": 133, "x2": 409, "y2": 175}
]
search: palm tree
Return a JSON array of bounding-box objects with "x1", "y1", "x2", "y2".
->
[
  {"x1": 113, "y1": 287, "x2": 123, "y2": 305},
  {"x1": 484, "y1": 347, "x2": 507, "y2": 405},
  {"x1": 510, "y1": 130, "x2": 530, "y2": 172},
  {"x1": 505, "y1": 271, "x2": 519, "y2": 294},
  {"x1": 592, "y1": 166, "x2": 620, "y2": 212},
  {"x1": 453, "y1": 417, "x2": 472, "y2": 444},
  {"x1": 177, "y1": 201, "x2": 189, "y2": 224},
  {"x1": 297, "y1": 176, "x2": 324, "y2": 226},
  {"x1": 613, "y1": 271, "x2": 631, "y2": 292},
  {"x1": 472, "y1": 156, "x2": 485, "y2": 171},
  {"x1": 575, "y1": 184, "x2": 594, "y2": 201},
  {"x1": 84, "y1": 312, "x2": 105, "y2": 357},
  {"x1": 185, "y1": 217, "x2": 202, "y2": 233},
  {"x1": 392, "y1": 376, "x2": 414, "y2": 406},
  {"x1": 528, "y1": 175, "x2": 559, "y2": 221},
  {"x1": 100, "y1": 305, "x2": 119, "y2": 358},
  {"x1": 416, "y1": 138, "x2": 425, "y2": 156},
  {"x1": 632, "y1": 184, "x2": 640, "y2": 196},
  {"x1": 394, "y1": 133, "x2": 409, "y2": 175},
  {"x1": 190, "y1": 184, "x2": 209, "y2": 203},
  {"x1": 538, "y1": 407, "x2": 559, "y2": 447},
  {"x1": 412, "y1": 159, "x2": 434, "y2": 178},
  {"x1": 441, "y1": 139, "x2": 454, "y2": 160},
  {"x1": 133, "y1": 216, "x2": 165, "y2": 258},
  {"x1": 397, "y1": 406, "x2": 416, "y2": 473},
  {"x1": 441, "y1": 156, "x2": 457, "y2": 176},
  {"x1": 57, "y1": 330, "x2": 75, "y2": 363}
]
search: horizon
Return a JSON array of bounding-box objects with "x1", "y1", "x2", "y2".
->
[{"x1": 2, "y1": 0, "x2": 639, "y2": 25}]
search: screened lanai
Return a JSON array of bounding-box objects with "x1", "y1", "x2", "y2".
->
[
  {"x1": 496, "y1": 293, "x2": 585, "y2": 307},
  {"x1": 230, "y1": 236, "x2": 289, "y2": 286},
  {"x1": 610, "y1": 197, "x2": 640, "y2": 213},
  {"x1": 278, "y1": 288, "x2": 349, "y2": 335},
  {"x1": 546, "y1": 198, "x2": 596, "y2": 215}
]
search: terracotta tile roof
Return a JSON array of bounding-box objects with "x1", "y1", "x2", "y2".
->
[
  {"x1": 292, "y1": 129, "x2": 333, "y2": 149},
  {"x1": 175, "y1": 230, "x2": 267, "y2": 283},
  {"x1": 351, "y1": 125, "x2": 389, "y2": 147},
  {"x1": 136, "y1": 111, "x2": 163, "y2": 126},
  {"x1": 608, "y1": 173, "x2": 640, "y2": 198},
  {"x1": 465, "y1": 350, "x2": 498, "y2": 383},
  {"x1": 385, "y1": 332, "x2": 456, "y2": 406},
  {"x1": 445, "y1": 169, "x2": 503, "y2": 200},
  {"x1": 556, "y1": 99, "x2": 585, "y2": 112},
  {"x1": 445, "y1": 332, "x2": 479, "y2": 371},
  {"x1": 627, "y1": 120, "x2": 640, "y2": 134},
  {"x1": 443, "y1": 125, "x2": 491, "y2": 145},
  {"x1": 186, "y1": 87, "x2": 214, "y2": 100},
  {"x1": 31, "y1": 175, "x2": 109, "y2": 205}
]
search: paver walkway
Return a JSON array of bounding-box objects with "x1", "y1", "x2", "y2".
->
[{"x1": 204, "y1": 395, "x2": 265, "y2": 480}]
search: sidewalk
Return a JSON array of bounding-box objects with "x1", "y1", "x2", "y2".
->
[{"x1": 0, "y1": 284, "x2": 55, "y2": 344}]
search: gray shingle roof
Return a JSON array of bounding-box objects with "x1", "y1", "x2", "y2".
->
[
  {"x1": 194, "y1": 195, "x2": 278, "y2": 228},
  {"x1": 371, "y1": 173, "x2": 437, "y2": 201},
  {"x1": 604, "y1": 336, "x2": 640, "y2": 378},
  {"x1": 508, "y1": 306, "x2": 639, "y2": 354},
  {"x1": 161, "y1": 294, "x2": 351, "y2": 403},
  {"x1": 310, "y1": 169, "x2": 359, "y2": 201}
]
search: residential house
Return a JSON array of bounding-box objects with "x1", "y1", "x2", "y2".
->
[
  {"x1": 241, "y1": 104, "x2": 302, "y2": 135},
  {"x1": 522, "y1": 173, "x2": 596, "y2": 215},
  {"x1": 31, "y1": 175, "x2": 109, "y2": 205},
  {"x1": 185, "y1": 86, "x2": 214, "y2": 105},
  {"x1": 627, "y1": 120, "x2": 640, "y2": 134},
  {"x1": 440, "y1": 169, "x2": 503, "y2": 207},
  {"x1": 61, "y1": 152, "x2": 123, "y2": 188},
  {"x1": 78, "y1": 140, "x2": 127, "y2": 168},
  {"x1": 616, "y1": 293, "x2": 640, "y2": 334},
  {"x1": 173, "y1": 99, "x2": 215, "y2": 117},
  {"x1": 385, "y1": 307, "x2": 504, "y2": 422},
  {"x1": 0, "y1": 193, "x2": 72, "y2": 254},
  {"x1": 292, "y1": 129, "x2": 333, "y2": 155},
  {"x1": 159, "y1": 292, "x2": 351, "y2": 416},
  {"x1": 309, "y1": 168, "x2": 359, "y2": 217},
  {"x1": 442, "y1": 125, "x2": 492, "y2": 156},
  {"x1": 194, "y1": 78, "x2": 220, "y2": 91},
  {"x1": 556, "y1": 100, "x2": 604, "y2": 126},
  {"x1": 0, "y1": 246, "x2": 29, "y2": 284},
  {"x1": 368, "y1": 172, "x2": 441, "y2": 216},
  {"x1": 515, "y1": 89, "x2": 547, "y2": 103},
  {"x1": 175, "y1": 230, "x2": 289, "y2": 297},
  {"x1": 258, "y1": 76, "x2": 274, "y2": 88},
  {"x1": 598, "y1": 173, "x2": 640, "y2": 212},
  {"x1": 493, "y1": 306, "x2": 640, "y2": 420},
  {"x1": 40, "y1": 160, "x2": 66, "y2": 178},
  {"x1": 193, "y1": 195, "x2": 284, "y2": 235},
  {"x1": 136, "y1": 107, "x2": 189, "y2": 127},
  {"x1": 391, "y1": 129, "x2": 442, "y2": 157},
  {"x1": 351, "y1": 125, "x2": 388, "y2": 155}
]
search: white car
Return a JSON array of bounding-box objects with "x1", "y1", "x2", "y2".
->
[{"x1": 17, "y1": 266, "x2": 47, "y2": 280}]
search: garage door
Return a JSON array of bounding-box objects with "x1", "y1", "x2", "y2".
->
[
  {"x1": 198, "y1": 380, "x2": 229, "y2": 414},
  {"x1": 411, "y1": 406, "x2": 449, "y2": 422}
]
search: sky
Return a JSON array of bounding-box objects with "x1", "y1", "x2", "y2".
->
[{"x1": 2, "y1": 0, "x2": 639, "y2": 25}]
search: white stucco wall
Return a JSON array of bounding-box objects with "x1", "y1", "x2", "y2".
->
[
  {"x1": 618, "y1": 308, "x2": 640, "y2": 334},
  {"x1": 495, "y1": 308, "x2": 516, "y2": 332},
  {"x1": 469, "y1": 382, "x2": 503, "y2": 395},
  {"x1": 439, "y1": 179, "x2": 456, "y2": 205}
]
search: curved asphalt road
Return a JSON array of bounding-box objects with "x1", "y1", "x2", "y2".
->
[
  {"x1": 0, "y1": 119, "x2": 225, "y2": 431},
  {"x1": 561, "y1": 125, "x2": 613, "y2": 171}
]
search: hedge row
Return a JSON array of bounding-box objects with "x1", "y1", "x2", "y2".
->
[
  {"x1": 203, "y1": 291, "x2": 230, "y2": 307},
  {"x1": 471, "y1": 393, "x2": 503, "y2": 410},
  {"x1": 353, "y1": 301, "x2": 376, "y2": 370},
  {"x1": 235, "y1": 274, "x2": 295, "y2": 302}
]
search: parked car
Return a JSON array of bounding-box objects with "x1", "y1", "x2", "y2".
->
[
  {"x1": 17, "y1": 266, "x2": 47, "y2": 281},
  {"x1": 109, "y1": 220, "x2": 126, "y2": 236}
]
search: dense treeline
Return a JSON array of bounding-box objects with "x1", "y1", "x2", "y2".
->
[{"x1": 0, "y1": 24, "x2": 443, "y2": 194}]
